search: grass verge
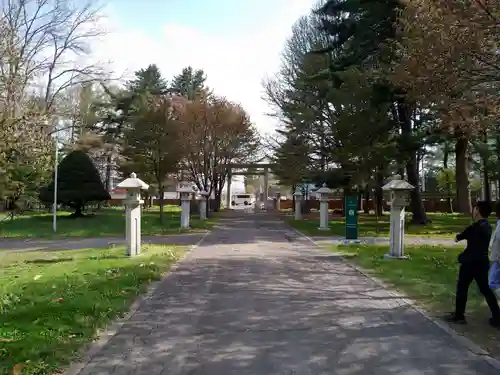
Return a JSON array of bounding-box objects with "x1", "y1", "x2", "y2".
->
[
  {"x1": 0, "y1": 244, "x2": 185, "y2": 375},
  {"x1": 0, "y1": 206, "x2": 218, "y2": 239},
  {"x1": 334, "y1": 243, "x2": 500, "y2": 357},
  {"x1": 288, "y1": 212, "x2": 472, "y2": 238}
]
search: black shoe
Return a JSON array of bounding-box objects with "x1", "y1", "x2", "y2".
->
[
  {"x1": 489, "y1": 318, "x2": 500, "y2": 328},
  {"x1": 444, "y1": 312, "x2": 467, "y2": 324}
]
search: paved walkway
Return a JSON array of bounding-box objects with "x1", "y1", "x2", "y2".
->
[
  {"x1": 67, "y1": 212, "x2": 497, "y2": 375},
  {"x1": 0, "y1": 234, "x2": 205, "y2": 253},
  {"x1": 311, "y1": 236, "x2": 459, "y2": 246}
]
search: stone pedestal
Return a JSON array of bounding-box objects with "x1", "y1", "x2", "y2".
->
[
  {"x1": 275, "y1": 193, "x2": 281, "y2": 211},
  {"x1": 316, "y1": 183, "x2": 332, "y2": 231},
  {"x1": 178, "y1": 186, "x2": 193, "y2": 229},
  {"x1": 382, "y1": 176, "x2": 415, "y2": 259},
  {"x1": 293, "y1": 191, "x2": 303, "y2": 220},
  {"x1": 199, "y1": 190, "x2": 209, "y2": 220},
  {"x1": 319, "y1": 201, "x2": 329, "y2": 231},
  {"x1": 386, "y1": 204, "x2": 406, "y2": 259},
  {"x1": 117, "y1": 173, "x2": 149, "y2": 257}
]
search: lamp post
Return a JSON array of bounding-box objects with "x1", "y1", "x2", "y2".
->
[{"x1": 52, "y1": 124, "x2": 59, "y2": 233}]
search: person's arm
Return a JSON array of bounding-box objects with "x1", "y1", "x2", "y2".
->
[
  {"x1": 491, "y1": 224, "x2": 500, "y2": 262},
  {"x1": 456, "y1": 223, "x2": 474, "y2": 242}
]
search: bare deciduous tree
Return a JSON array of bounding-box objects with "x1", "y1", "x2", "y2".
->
[
  {"x1": 180, "y1": 94, "x2": 260, "y2": 210},
  {"x1": 0, "y1": 0, "x2": 109, "y2": 202},
  {"x1": 1, "y1": 0, "x2": 108, "y2": 114}
]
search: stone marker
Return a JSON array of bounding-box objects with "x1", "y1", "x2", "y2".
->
[
  {"x1": 177, "y1": 184, "x2": 194, "y2": 229},
  {"x1": 116, "y1": 172, "x2": 149, "y2": 257},
  {"x1": 293, "y1": 190, "x2": 303, "y2": 220},
  {"x1": 199, "y1": 190, "x2": 209, "y2": 220},
  {"x1": 382, "y1": 175, "x2": 415, "y2": 259},
  {"x1": 316, "y1": 183, "x2": 332, "y2": 231}
]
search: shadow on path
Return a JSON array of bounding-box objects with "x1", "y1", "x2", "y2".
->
[
  {"x1": 67, "y1": 211, "x2": 497, "y2": 375},
  {"x1": 0, "y1": 234, "x2": 205, "y2": 253}
]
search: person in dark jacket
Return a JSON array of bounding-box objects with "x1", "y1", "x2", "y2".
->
[{"x1": 445, "y1": 201, "x2": 500, "y2": 327}]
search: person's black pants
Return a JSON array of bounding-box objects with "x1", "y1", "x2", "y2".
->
[{"x1": 455, "y1": 262, "x2": 500, "y2": 319}]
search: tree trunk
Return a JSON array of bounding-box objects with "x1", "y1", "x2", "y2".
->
[
  {"x1": 73, "y1": 205, "x2": 83, "y2": 217},
  {"x1": 158, "y1": 185, "x2": 165, "y2": 223},
  {"x1": 482, "y1": 131, "x2": 491, "y2": 202},
  {"x1": 398, "y1": 101, "x2": 428, "y2": 224},
  {"x1": 443, "y1": 142, "x2": 453, "y2": 213},
  {"x1": 213, "y1": 190, "x2": 221, "y2": 212},
  {"x1": 483, "y1": 158, "x2": 491, "y2": 202},
  {"x1": 374, "y1": 167, "x2": 384, "y2": 217},
  {"x1": 363, "y1": 188, "x2": 370, "y2": 214},
  {"x1": 406, "y1": 156, "x2": 429, "y2": 224},
  {"x1": 483, "y1": 168, "x2": 491, "y2": 202},
  {"x1": 104, "y1": 153, "x2": 112, "y2": 191},
  {"x1": 455, "y1": 136, "x2": 471, "y2": 214},
  {"x1": 205, "y1": 194, "x2": 210, "y2": 218}
]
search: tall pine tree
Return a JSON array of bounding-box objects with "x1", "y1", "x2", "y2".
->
[
  {"x1": 127, "y1": 64, "x2": 168, "y2": 96},
  {"x1": 316, "y1": 0, "x2": 429, "y2": 224},
  {"x1": 171, "y1": 66, "x2": 207, "y2": 100}
]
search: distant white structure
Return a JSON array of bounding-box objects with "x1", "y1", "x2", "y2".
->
[
  {"x1": 231, "y1": 193, "x2": 255, "y2": 206},
  {"x1": 110, "y1": 175, "x2": 245, "y2": 202}
]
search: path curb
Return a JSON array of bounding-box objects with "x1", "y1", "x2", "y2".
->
[
  {"x1": 288, "y1": 226, "x2": 500, "y2": 372},
  {"x1": 63, "y1": 231, "x2": 210, "y2": 375}
]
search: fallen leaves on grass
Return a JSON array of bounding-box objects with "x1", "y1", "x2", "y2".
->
[
  {"x1": 0, "y1": 245, "x2": 184, "y2": 375},
  {"x1": 12, "y1": 364, "x2": 23, "y2": 375}
]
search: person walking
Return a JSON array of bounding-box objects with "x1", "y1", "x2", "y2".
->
[
  {"x1": 445, "y1": 200, "x2": 500, "y2": 327},
  {"x1": 489, "y1": 202, "x2": 500, "y2": 299}
]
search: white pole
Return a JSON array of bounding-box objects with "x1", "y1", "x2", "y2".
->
[{"x1": 52, "y1": 129, "x2": 58, "y2": 233}]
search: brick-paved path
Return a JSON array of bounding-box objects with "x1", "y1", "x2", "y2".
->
[{"x1": 68, "y1": 211, "x2": 498, "y2": 375}]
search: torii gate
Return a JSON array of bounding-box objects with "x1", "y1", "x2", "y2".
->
[{"x1": 225, "y1": 163, "x2": 275, "y2": 209}]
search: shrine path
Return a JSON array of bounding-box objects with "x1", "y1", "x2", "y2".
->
[{"x1": 62, "y1": 211, "x2": 499, "y2": 375}]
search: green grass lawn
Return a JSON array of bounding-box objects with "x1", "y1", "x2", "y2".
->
[
  {"x1": 287, "y1": 212, "x2": 472, "y2": 238},
  {"x1": 334, "y1": 244, "x2": 500, "y2": 357},
  {"x1": 0, "y1": 206, "x2": 218, "y2": 239},
  {"x1": 0, "y1": 244, "x2": 185, "y2": 375}
]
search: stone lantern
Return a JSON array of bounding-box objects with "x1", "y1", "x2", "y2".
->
[
  {"x1": 116, "y1": 172, "x2": 149, "y2": 256},
  {"x1": 177, "y1": 185, "x2": 194, "y2": 229},
  {"x1": 293, "y1": 190, "x2": 303, "y2": 220},
  {"x1": 316, "y1": 183, "x2": 332, "y2": 231},
  {"x1": 382, "y1": 175, "x2": 415, "y2": 259},
  {"x1": 199, "y1": 190, "x2": 209, "y2": 220},
  {"x1": 275, "y1": 192, "x2": 281, "y2": 211}
]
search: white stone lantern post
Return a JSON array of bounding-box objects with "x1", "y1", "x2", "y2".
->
[
  {"x1": 199, "y1": 190, "x2": 209, "y2": 220},
  {"x1": 177, "y1": 185, "x2": 194, "y2": 229},
  {"x1": 316, "y1": 183, "x2": 332, "y2": 231},
  {"x1": 293, "y1": 190, "x2": 303, "y2": 220},
  {"x1": 382, "y1": 175, "x2": 415, "y2": 259},
  {"x1": 275, "y1": 192, "x2": 281, "y2": 211},
  {"x1": 116, "y1": 172, "x2": 149, "y2": 257}
]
